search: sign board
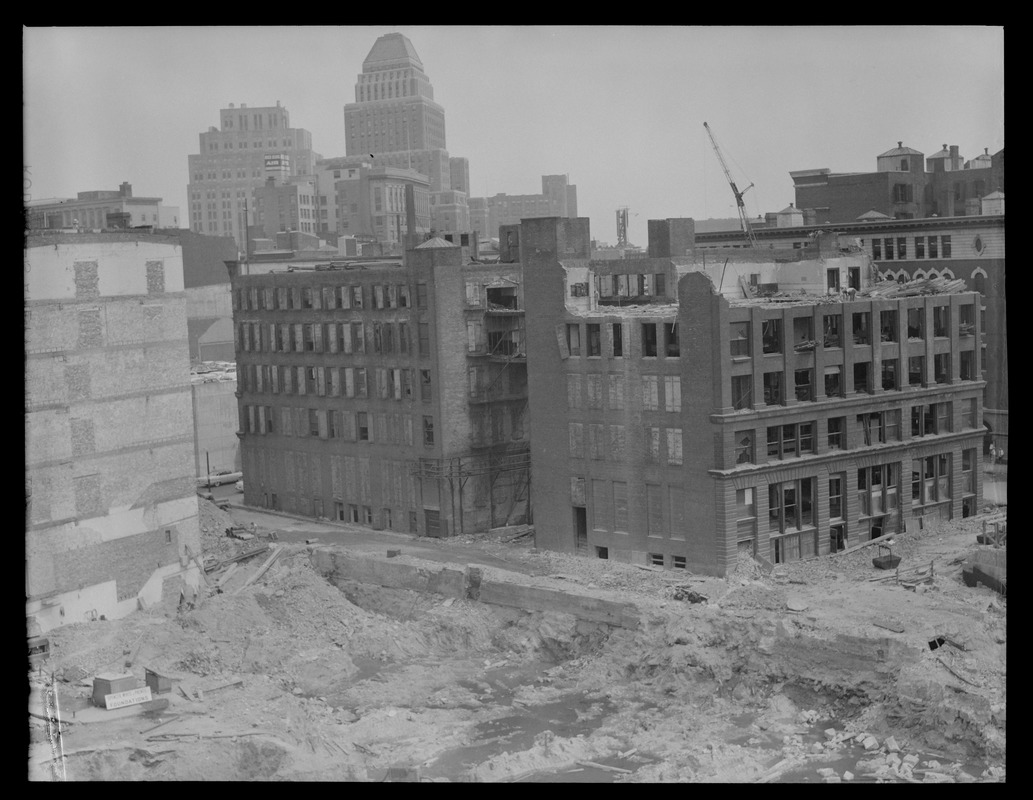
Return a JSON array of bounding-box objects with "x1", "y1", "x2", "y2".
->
[{"x1": 104, "y1": 687, "x2": 153, "y2": 710}]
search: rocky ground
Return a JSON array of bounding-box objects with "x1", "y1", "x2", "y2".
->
[{"x1": 28, "y1": 500, "x2": 1005, "y2": 782}]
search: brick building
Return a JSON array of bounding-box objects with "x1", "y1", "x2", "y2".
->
[
  {"x1": 25, "y1": 232, "x2": 203, "y2": 632},
  {"x1": 26, "y1": 182, "x2": 179, "y2": 231},
  {"x1": 695, "y1": 210, "x2": 1006, "y2": 451},
  {"x1": 522, "y1": 217, "x2": 984, "y2": 576},
  {"x1": 791, "y1": 142, "x2": 1004, "y2": 224},
  {"x1": 229, "y1": 239, "x2": 529, "y2": 537}
]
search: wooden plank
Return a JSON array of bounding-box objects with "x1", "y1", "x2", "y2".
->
[
  {"x1": 215, "y1": 563, "x2": 239, "y2": 588},
  {"x1": 185, "y1": 545, "x2": 213, "y2": 587},
  {"x1": 872, "y1": 620, "x2": 905, "y2": 633},
  {"x1": 838, "y1": 531, "x2": 896, "y2": 556},
  {"x1": 576, "y1": 760, "x2": 632, "y2": 774},
  {"x1": 234, "y1": 546, "x2": 283, "y2": 594}
]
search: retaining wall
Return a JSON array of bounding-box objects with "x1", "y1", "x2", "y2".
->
[{"x1": 309, "y1": 547, "x2": 640, "y2": 629}]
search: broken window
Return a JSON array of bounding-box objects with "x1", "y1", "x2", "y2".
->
[
  {"x1": 852, "y1": 312, "x2": 871, "y2": 345},
  {"x1": 853, "y1": 362, "x2": 871, "y2": 394},
  {"x1": 611, "y1": 323, "x2": 624, "y2": 357},
  {"x1": 907, "y1": 307, "x2": 924, "y2": 339},
  {"x1": 586, "y1": 324, "x2": 601, "y2": 357},
  {"x1": 824, "y1": 366, "x2": 842, "y2": 398},
  {"x1": 882, "y1": 359, "x2": 899, "y2": 391},
  {"x1": 664, "y1": 323, "x2": 679, "y2": 357},
  {"x1": 908, "y1": 356, "x2": 925, "y2": 386},
  {"x1": 933, "y1": 306, "x2": 950, "y2": 338},
  {"x1": 828, "y1": 417, "x2": 845, "y2": 450},
  {"x1": 642, "y1": 323, "x2": 658, "y2": 357},
  {"x1": 567, "y1": 324, "x2": 581, "y2": 356},
  {"x1": 794, "y1": 369, "x2": 814, "y2": 402},
  {"x1": 822, "y1": 314, "x2": 842, "y2": 348},
  {"x1": 763, "y1": 372, "x2": 783, "y2": 405},
  {"x1": 762, "y1": 319, "x2": 782, "y2": 354},
  {"x1": 731, "y1": 376, "x2": 752, "y2": 410},
  {"x1": 734, "y1": 430, "x2": 754, "y2": 464},
  {"x1": 730, "y1": 322, "x2": 751, "y2": 357}
]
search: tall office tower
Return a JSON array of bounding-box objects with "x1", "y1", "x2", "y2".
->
[
  {"x1": 344, "y1": 33, "x2": 447, "y2": 158},
  {"x1": 187, "y1": 102, "x2": 321, "y2": 252}
]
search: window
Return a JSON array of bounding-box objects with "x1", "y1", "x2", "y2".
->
[
  {"x1": 768, "y1": 477, "x2": 815, "y2": 536},
  {"x1": 566, "y1": 324, "x2": 581, "y2": 356},
  {"x1": 852, "y1": 312, "x2": 871, "y2": 345},
  {"x1": 915, "y1": 237, "x2": 925, "y2": 259},
  {"x1": 762, "y1": 319, "x2": 782, "y2": 354},
  {"x1": 422, "y1": 416, "x2": 434, "y2": 446},
  {"x1": 829, "y1": 474, "x2": 845, "y2": 520},
  {"x1": 735, "y1": 487, "x2": 755, "y2": 520},
  {"x1": 767, "y1": 422, "x2": 814, "y2": 459},
  {"x1": 884, "y1": 237, "x2": 894, "y2": 260},
  {"x1": 912, "y1": 402, "x2": 950, "y2": 436},
  {"x1": 928, "y1": 236, "x2": 938, "y2": 259},
  {"x1": 672, "y1": 556, "x2": 687, "y2": 570},
  {"x1": 853, "y1": 362, "x2": 871, "y2": 394},
  {"x1": 933, "y1": 306, "x2": 949, "y2": 338},
  {"x1": 941, "y1": 236, "x2": 951, "y2": 258},
  {"x1": 418, "y1": 323, "x2": 430, "y2": 357},
  {"x1": 612, "y1": 323, "x2": 623, "y2": 357},
  {"x1": 587, "y1": 374, "x2": 603, "y2": 409},
  {"x1": 961, "y1": 449, "x2": 975, "y2": 495},
  {"x1": 897, "y1": 237, "x2": 907, "y2": 259},
  {"x1": 959, "y1": 304, "x2": 975, "y2": 336},
  {"x1": 309, "y1": 408, "x2": 320, "y2": 437},
  {"x1": 664, "y1": 375, "x2": 681, "y2": 412},
  {"x1": 793, "y1": 316, "x2": 814, "y2": 348},
  {"x1": 649, "y1": 553, "x2": 664, "y2": 567},
  {"x1": 872, "y1": 239, "x2": 882, "y2": 260},
  {"x1": 858, "y1": 463, "x2": 899, "y2": 517},
  {"x1": 934, "y1": 353, "x2": 950, "y2": 384},
  {"x1": 794, "y1": 369, "x2": 814, "y2": 402},
  {"x1": 822, "y1": 314, "x2": 838, "y2": 349},
  {"x1": 351, "y1": 286, "x2": 364, "y2": 308},
  {"x1": 734, "y1": 430, "x2": 754, "y2": 464},
  {"x1": 664, "y1": 323, "x2": 679, "y2": 357},
  {"x1": 827, "y1": 417, "x2": 845, "y2": 450},
  {"x1": 824, "y1": 366, "x2": 842, "y2": 398},
  {"x1": 642, "y1": 323, "x2": 658, "y2": 357},
  {"x1": 732, "y1": 375, "x2": 752, "y2": 410},
  {"x1": 586, "y1": 324, "x2": 601, "y2": 357},
  {"x1": 420, "y1": 369, "x2": 432, "y2": 402},
  {"x1": 880, "y1": 310, "x2": 898, "y2": 342},
  {"x1": 962, "y1": 398, "x2": 977, "y2": 429},
  {"x1": 908, "y1": 356, "x2": 925, "y2": 386},
  {"x1": 566, "y1": 374, "x2": 581, "y2": 409},
  {"x1": 666, "y1": 428, "x2": 683, "y2": 465},
  {"x1": 642, "y1": 375, "x2": 659, "y2": 411},
  {"x1": 882, "y1": 359, "x2": 899, "y2": 391},
  {"x1": 730, "y1": 322, "x2": 751, "y2": 357},
  {"x1": 857, "y1": 412, "x2": 885, "y2": 445},
  {"x1": 960, "y1": 351, "x2": 975, "y2": 381},
  {"x1": 646, "y1": 426, "x2": 660, "y2": 463},
  {"x1": 763, "y1": 372, "x2": 783, "y2": 406},
  {"x1": 416, "y1": 283, "x2": 428, "y2": 308},
  {"x1": 608, "y1": 375, "x2": 624, "y2": 409},
  {"x1": 357, "y1": 412, "x2": 369, "y2": 441}
]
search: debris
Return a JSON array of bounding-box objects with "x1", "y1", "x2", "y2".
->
[
  {"x1": 206, "y1": 679, "x2": 245, "y2": 695},
  {"x1": 387, "y1": 549, "x2": 401, "y2": 558},
  {"x1": 234, "y1": 545, "x2": 284, "y2": 594},
  {"x1": 306, "y1": 538, "x2": 319, "y2": 545},
  {"x1": 672, "y1": 586, "x2": 707, "y2": 604},
  {"x1": 872, "y1": 620, "x2": 905, "y2": 633},
  {"x1": 935, "y1": 656, "x2": 980, "y2": 687},
  {"x1": 786, "y1": 598, "x2": 809, "y2": 613},
  {"x1": 883, "y1": 735, "x2": 900, "y2": 753},
  {"x1": 576, "y1": 760, "x2": 633, "y2": 774}
]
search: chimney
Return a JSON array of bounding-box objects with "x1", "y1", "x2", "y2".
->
[
  {"x1": 898, "y1": 141, "x2": 903, "y2": 148},
  {"x1": 119, "y1": 181, "x2": 132, "y2": 197}
]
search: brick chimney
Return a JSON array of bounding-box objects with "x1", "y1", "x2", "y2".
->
[{"x1": 119, "y1": 181, "x2": 132, "y2": 197}]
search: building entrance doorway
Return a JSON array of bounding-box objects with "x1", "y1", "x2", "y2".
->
[{"x1": 573, "y1": 506, "x2": 587, "y2": 552}]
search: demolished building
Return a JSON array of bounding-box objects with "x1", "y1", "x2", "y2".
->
[
  {"x1": 522, "y1": 217, "x2": 985, "y2": 576},
  {"x1": 25, "y1": 232, "x2": 203, "y2": 632}
]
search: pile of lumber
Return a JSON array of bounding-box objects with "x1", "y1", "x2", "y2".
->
[{"x1": 860, "y1": 276, "x2": 967, "y2": 298}]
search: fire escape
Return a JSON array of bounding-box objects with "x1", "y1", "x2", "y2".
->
[{"x1": 409, "y1": 281, "x2": 531, "y2": 535}]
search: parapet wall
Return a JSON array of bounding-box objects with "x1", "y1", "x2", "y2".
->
[{"x1": 309, "y1": 547, "x2": 640, "y2": 630}]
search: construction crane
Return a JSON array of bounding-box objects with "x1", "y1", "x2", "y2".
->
[{"x1": 704, "y1": 121, "x2": 759, "y2": 248}]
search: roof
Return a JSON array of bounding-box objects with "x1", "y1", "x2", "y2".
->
[
  {"x1": 878, "y1": 144, "x2": 924, "y2": 158},
  {"x1": 777, "y1": 205, "x2": 802, "y2": 215},
  {"x1": 415, "y1": 237, "x2": 458, "y2": 249},
  {"x1": 856, "y1": 209, "x2": 893, "y2": 220},
  {"x1": 363, "y1": 33, "x2": 423, "y2": 71},
  {"x1": 983, "y1": 190, "x2": 1005, "y2": 199}
]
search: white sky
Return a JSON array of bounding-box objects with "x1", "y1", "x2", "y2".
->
[{"x1": 24, "y1": 25, "x2": 1003, "y2": 247}]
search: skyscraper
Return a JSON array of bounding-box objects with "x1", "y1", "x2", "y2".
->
[
  {"x1": 187, "y1": 102, "x2": 321, "y2": 251},
  {"x1": 344, "y1": 33, "x2": 447, "y2": 160}
]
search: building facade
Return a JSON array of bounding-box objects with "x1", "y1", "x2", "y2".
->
[
  {"x1": 187, "y1": 102, "x2": 320, "y2": 251},
  {"x1": 523, "y1": 217, "x2": 984, "y2": 576},
  {"x1": 27, "y1": 182, "x2": 179, "y2": 231},
  {"x1": 791, "y1": 141, "x2": 1004, "y2": 224},
  {"x1": 472, "y1": 174, "x2": 578, "y2": 240},
  {"x1": 229, "y1": 240, "x2": 529, "y2": 537},
  {"x1": 695, "y1": 211, "x2": 1007, "y2": 450},
  {"x1": 25, "y1": 232, "x2": 202, "y2": 632}
]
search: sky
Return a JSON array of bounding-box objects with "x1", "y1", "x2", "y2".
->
[{"x1": 23, "y1": 26, "x2": 1004, "y2": 248}]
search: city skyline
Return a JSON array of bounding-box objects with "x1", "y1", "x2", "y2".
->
[{"x1": 24, "y1": 26, "x2": 1003, "y2": 246}]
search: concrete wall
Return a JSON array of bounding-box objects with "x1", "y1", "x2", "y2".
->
[
  {"x1": 309, "y1": 547, "x2": 639, "y2": 629},
  {"x1": 25, "y1": 234, "x2": 202, "y2": 632},
  {"x1": 192, "y1": 379, "x2": 241, "y2": 475}
]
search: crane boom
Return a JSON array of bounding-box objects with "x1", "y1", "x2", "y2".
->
[{"x1": 704, "y1": 121, "x2": 758, "y2": 247}]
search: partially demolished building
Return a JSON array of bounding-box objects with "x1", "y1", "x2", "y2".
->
[
  {"x1": 229, "y1": 238, "x2": 530, "y2": 538},
  {"x1": 523, "y1": 217, "x2": 985, "y2": 576},
  {"x1": 25, "y1": 232, "x2": 203, "y2": 631}
]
